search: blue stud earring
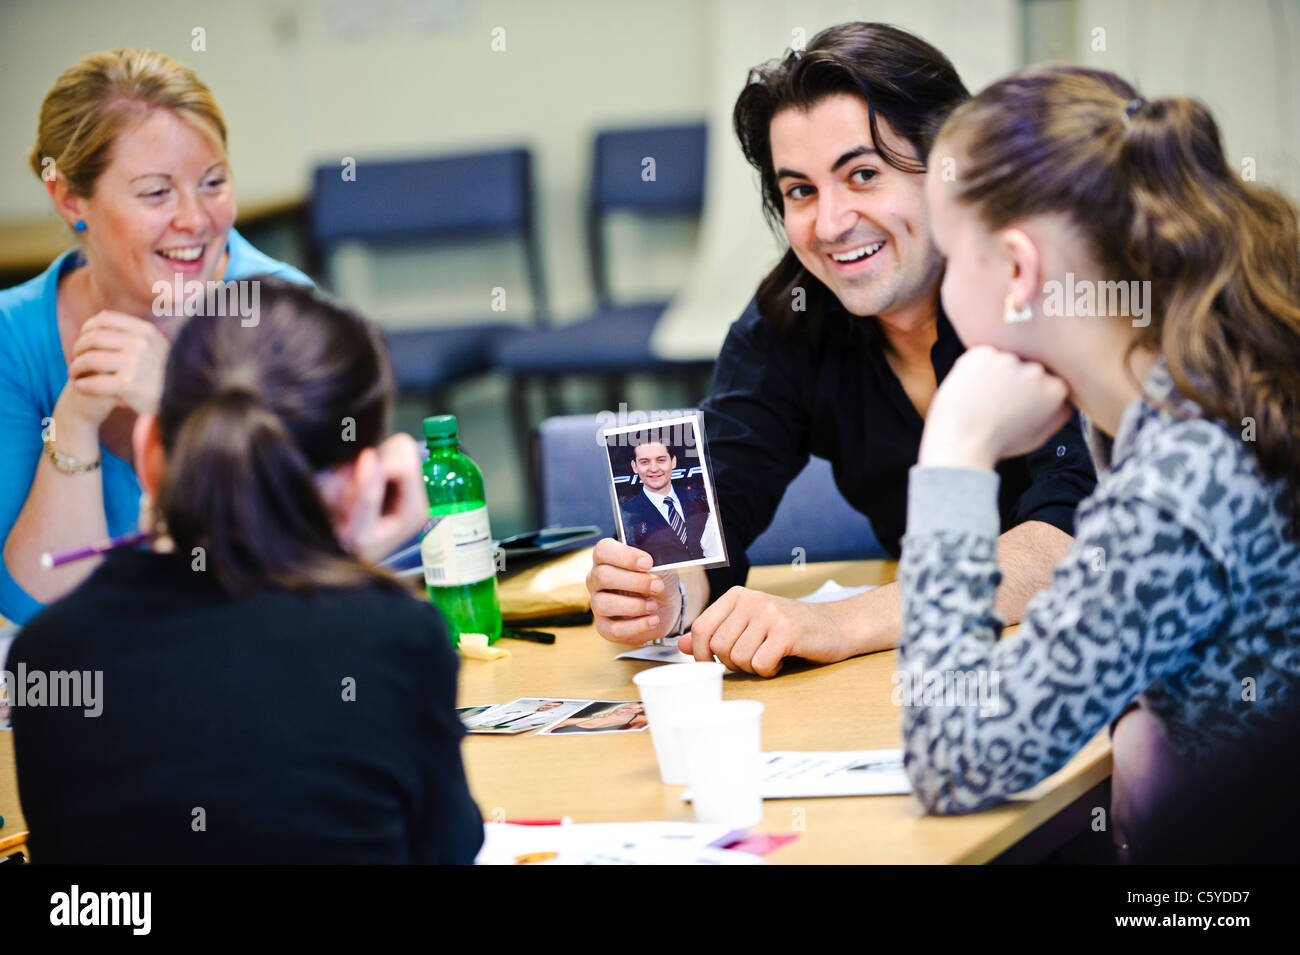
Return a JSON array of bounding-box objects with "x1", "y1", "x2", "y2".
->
[{"x1": 74, "y1": 220, "x2": 87, "y2": 232}]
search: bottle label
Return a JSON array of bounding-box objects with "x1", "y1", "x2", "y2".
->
[{"x1": 421, "y1": 507, "x2": 495, "y2": 587}]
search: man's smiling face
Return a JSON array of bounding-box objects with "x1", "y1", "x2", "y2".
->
[
  {"x1": 770, "y1": 93, "x2": 944, "y2": 320},
  {"x1": 631, "y1": 442, "x2": 676, "y2": 493}
]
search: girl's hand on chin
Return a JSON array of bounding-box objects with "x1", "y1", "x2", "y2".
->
[{"x1": 918, "y1": 346, "x2": 1072, "y2": 470}]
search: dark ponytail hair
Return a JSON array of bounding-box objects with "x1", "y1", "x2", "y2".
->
[
  {"x1": 936, "y1": 65, "x2": 1300, "y2": 530},
  {"x1": 156, "y1": 278, "x2": 399, "y2": 593},
  {"x1": 732, "y1": 22, "x2": 970, "y2": 333}
]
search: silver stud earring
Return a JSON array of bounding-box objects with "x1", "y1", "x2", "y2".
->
[{"x1": 1004, "y1": 294, "x2": 1033, "y2": 324}]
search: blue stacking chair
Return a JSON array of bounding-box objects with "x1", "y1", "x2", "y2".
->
[
  {"x1": 743, "y1": 457, "x2": 884, "y2": 564},
  {"x1": 495, "y1": 124, "x2": 710, "y2": 441},
  {"x1": 309, "y1": 148, "x2": 548, "y2": 404},
  {"x1": 535, "y1": 414, "x2": 884, "y2": 566},
  {"x1": 535, "y1": 414, "x2": 628, "y2": 540}
]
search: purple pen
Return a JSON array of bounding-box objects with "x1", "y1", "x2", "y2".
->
[{"x1": 40, "y1": 530, "x2": 152, "y2": 570}]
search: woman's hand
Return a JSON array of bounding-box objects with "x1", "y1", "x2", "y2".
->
[
  {"x1": 341, "y1": 433, "x2": 430, "y2": 563},
  {"x1": 918, "y1": 346, "x2": 1073, "y2": 470},
  {"x1": 64, "y1": 311, "x2": 172, "y2": 423}
]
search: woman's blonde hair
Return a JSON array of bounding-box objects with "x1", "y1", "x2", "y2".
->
[{"x1": 30, "y1": 48, "x2": 227, "y2": 197}]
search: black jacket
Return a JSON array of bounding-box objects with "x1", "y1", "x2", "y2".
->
[
  {"x1": 620, "y1": 483, "x2": 712, "y2": 565},
  {"x1": 9, "y1": 548, "x2": 482, "y2": 864},
  {"x1": 700, "y1": 295, "x2": 1098, "y2": 595}
]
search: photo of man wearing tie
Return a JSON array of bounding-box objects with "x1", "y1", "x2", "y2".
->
[{"x1": 608, "y1": 421, "x2": 726, "y2": 571}]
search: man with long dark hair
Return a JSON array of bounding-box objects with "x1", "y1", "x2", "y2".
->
[{"x1": 587, "y1": 23, "x2": 1097, "y2": 676}]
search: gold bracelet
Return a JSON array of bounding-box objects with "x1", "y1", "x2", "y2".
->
[{"x1": 43, "y1": 433, "x2": 101, "y2": 474}]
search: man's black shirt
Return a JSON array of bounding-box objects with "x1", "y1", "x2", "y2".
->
[{"x1": 700, "y1": 295, "x2": 1098, "y2": 597}]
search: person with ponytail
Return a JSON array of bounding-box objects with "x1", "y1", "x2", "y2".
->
[
  {"x1": 8, "y1": 280, "x2": 484, "y2": 864},
  {"x1": 899, "y1": 65, "x2": 1300, "y2": 857},
  {"x1": 0, "y1": 49, "x2": 312, "y2": 624}
]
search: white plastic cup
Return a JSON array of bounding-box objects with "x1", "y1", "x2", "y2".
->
[
  {"x1": 632, "y1": 661, "x2": 726, "y2": 784},
  {"x1": 674, "y1": 700, "x2": 765, "y2": 828}
]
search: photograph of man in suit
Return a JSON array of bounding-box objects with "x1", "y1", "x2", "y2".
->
[{"x1": 619, "y1": 440, "x2": 724, "y2": 568}]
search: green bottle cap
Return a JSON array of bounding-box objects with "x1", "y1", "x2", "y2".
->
[{"x1": 423, "y1": 415, "x2": 458, "y2": 442}]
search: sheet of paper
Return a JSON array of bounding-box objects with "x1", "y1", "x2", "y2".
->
[
  {"x1": 476, "y1": 821, "x2": 763, "y2": 865},
  {"x1": 684, "y1": 750, "x2": 911, "y2": 801},
  {"x1": 615, "y1": 643, "x2": 696, "y2": 664},
  {"x1": 462, "y1": 697, "x2": 591, "y2": 734},
  {"x1": 456, "y1": 704, "x2": 495, "y2": 726},
  {"x1": 797, "y1": 579, "x2": 877, "y2": 604}
]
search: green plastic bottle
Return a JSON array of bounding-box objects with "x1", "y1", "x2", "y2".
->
[{"x1": 420, "y1": 415, "x2": 502, "y2": 646}]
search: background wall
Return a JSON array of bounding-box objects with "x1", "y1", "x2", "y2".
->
[
  {"x1": 1074, "y1": 0, "x2": 1299, "y2": 200},
  {"x1": 1, "y1": 0, "x2": 1295, "y2": 536},
  {"x1": 0, "y1": 0, "x2": 711, "y2": 323},
  {"x1": 653, "y1": 0, "x2": 1020, "y2": 358},
  {"x1": 2, "y1": 0, "x2": 1294, "y2": 327}
]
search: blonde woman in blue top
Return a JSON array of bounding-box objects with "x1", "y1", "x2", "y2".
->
[{"x1": 0, "y1": 49, "x2": 310, "y2": 623}]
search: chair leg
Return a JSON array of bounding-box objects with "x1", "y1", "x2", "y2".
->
[
  {"x1": 541, "y1": 375, "x2": 565, "y2": 419},
  {"x1": 427, "y1": 384, "x2": 452, "y2": 418},
  {"x1": 602, "y1": 373, "x2": 624, "y2": 418},
  {"x1": 689, "y1": 363, "x2": 714, "y2": 405},
  {"x1": 509, "y1": 376, "x2": 533, "y2": 476},
  {"x1": 525, "y1": 424, "x2": 543, "y2": 529}
]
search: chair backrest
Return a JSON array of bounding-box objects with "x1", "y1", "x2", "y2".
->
[
  {"x1": 587, "y1": 122, "x2": 707, "y2": 306},
  {"x1": 309, "y1": 147, "x2": 548, "y2": 322},
  {"x1": 535, "y1": 414, "x2": 883, "y2": 565},
  {"x1": 535, "y1": 414, "x2": 624, "y2": 540},
  {"x1": 744, "y1": 456, "x2": 884, "y2": 565}
]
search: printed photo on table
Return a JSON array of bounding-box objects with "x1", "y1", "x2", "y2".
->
[
  {"x1": 601, "y1": 413, "x2": 729, "y2": 572},
  {"x1": 456, "y1": 705, "x2": 495, "y2": 727},
  {"x1": 462, "y1": 698, "x2": 589, "y2": 735},
  {"x1": 538, "y1": 701, "x2": 649, "y2": 735}
]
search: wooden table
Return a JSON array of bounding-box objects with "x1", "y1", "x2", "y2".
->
[
  {"x1": 0, "y1": 730, "x2": 29, "y2": 857},
  {"x1": 0, "y1": 559, "x2": 1111, "y2": 864},
  {"x1": 462, "y1": 558, "x2": 1112, "y2": 864},
  {"x1": 1, "y1": 611, "x2": 28, "y2": 856}
]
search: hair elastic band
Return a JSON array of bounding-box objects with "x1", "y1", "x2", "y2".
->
[{"x1": 1122, "y1": 98, "x2": 1145, "y2": 123}]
